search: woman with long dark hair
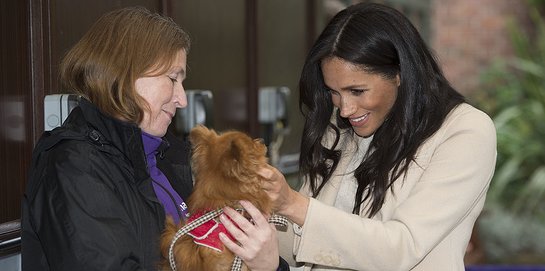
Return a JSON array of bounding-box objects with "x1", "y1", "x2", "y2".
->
[{"x1": 262, "y1": 3, "x2": 496, "y2": 270}]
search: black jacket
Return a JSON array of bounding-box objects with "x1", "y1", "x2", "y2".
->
[{"x1": 22, "y1": 99, "x2": 193, "y2": 271}]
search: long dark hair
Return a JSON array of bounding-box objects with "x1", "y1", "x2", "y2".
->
[{"x1": 298, "y1": 3, "x2": 465, "y2": 217}]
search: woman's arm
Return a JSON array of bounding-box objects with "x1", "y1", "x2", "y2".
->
[
  {"x1": 259, "y1": 166, "x2": 310, "y2": 226},
  {"x1": 26, "y1": 147, "x2": 147, "y2": 271},
  {"x1": 262, "y1": 106, "x2": 497, "y2": 270}
]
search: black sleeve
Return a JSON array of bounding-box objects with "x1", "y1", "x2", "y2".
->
[
  {"x1": 277, "y1": 256, "x2": 290, "y2": 271},
  {"x1": 24, "y1": 144, "x2": 146, "y2": 271}
]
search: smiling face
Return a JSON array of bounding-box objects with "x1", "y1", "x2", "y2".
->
[
  {"x1": 321, "y1": 57, "x2": 399, "y2": 137},
  {"x1": 135, "y1": 49, "x2": 188, "y2": 137}
]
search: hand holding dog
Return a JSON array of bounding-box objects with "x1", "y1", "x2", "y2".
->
[
  {"x1": 259, "y1": 164, "x2": 310, "y2": 227},
  {"x1": 219, "y1": 200, "x2": 280, "y2": 271}
]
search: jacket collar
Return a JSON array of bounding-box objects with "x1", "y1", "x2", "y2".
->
[{"x1": 76, "y1": 98, "x2": 148, "y2": 183}]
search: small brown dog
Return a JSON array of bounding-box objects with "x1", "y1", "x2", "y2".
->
[{"x1": 160, "y1": 125, "x2": 272, "y2": 271}]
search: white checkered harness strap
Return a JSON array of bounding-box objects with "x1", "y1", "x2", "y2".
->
[{"x1": 168, "y1": 208, "x2": 289, "y2": 271}]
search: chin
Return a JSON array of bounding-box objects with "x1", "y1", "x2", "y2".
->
[
  {"x1": 156, "y1": 130, "x2": 168, "y2": 137},
  {"x1": 141, "y1": 128, "x2": 168, "y2": 138},
  {"x1": 353, "y1": 128, "x2": 375, "y2": 138}
]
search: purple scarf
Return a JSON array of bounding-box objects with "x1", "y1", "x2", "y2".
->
[{"x1": 141, "y1": 132, "x2": 188, "y2": 225}]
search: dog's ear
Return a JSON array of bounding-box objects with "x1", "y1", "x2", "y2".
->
[
  {"x1": 189, "y1": 125, "x2": 216, "y2": 147},
  {"x1": 221, "y1": 134, "x2": 266, "y2": 179},
  {"x1": 189, "y1": 125, "x2": 218, "y2": 170},
  {"x1": 223, "y1": 137, "x2": 250, "y2": 178}
]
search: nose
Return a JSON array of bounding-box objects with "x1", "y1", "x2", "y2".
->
[
  {"x1": 338, "y1": 96, "x2": 356, "y2": 118},
  {"x1": 173, "y1": 83, "x2": 187, "y2": 109}
]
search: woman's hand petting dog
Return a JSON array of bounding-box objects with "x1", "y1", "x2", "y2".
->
[
  {"x1": 219, "y1": 200, "x2": 280, "y2": 271},
  {"x1": 259, "y1": 164, "x2": 310, "y2": 227}
]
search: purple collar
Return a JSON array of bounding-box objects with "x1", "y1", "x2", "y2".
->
[{"x1": 141, "y1": 132, "x2": 188, "y2": 224}]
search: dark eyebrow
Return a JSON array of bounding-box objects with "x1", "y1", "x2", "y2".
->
[
  {"x1": 324, "y1": 83, "x2": 367, "y2": 92},
  {"x1": 342, "y1": 85, "x2": 367, "y2": 90}
]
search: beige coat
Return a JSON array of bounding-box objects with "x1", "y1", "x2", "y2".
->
[{"x1": 278, "y1": 103, "x2": 497, "y2": 271}]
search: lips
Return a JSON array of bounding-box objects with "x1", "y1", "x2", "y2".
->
[
  {"x1": 163, "y1": 110, "x2": 174, "y2": 119},
  {"x1": 349, "y1": 112, "x2": 369, "y2": 127}
]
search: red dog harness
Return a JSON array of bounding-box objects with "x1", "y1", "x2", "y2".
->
[
  {"x1": 168, "y1": 208, "x2": 288, "y2": 271},
  {"x1": 187, "y1": 210, "x2": 235, "y2": 252}
]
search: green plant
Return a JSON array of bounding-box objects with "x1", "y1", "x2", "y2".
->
[{"x1": 471, "y1": 1, "x2": 545, "y2": 264}]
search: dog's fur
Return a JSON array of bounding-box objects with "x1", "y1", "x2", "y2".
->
[{"x1": 160, "y1": 125, "x2": 272, "y2": 271}]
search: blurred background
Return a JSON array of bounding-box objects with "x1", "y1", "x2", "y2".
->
[{"x1": 1, "y1": 0, "x2": 544, "y2": 269}]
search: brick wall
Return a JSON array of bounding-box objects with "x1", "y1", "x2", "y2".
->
[{"x1": 430, "y1": 0, "x2": 528, "y2": 95}]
